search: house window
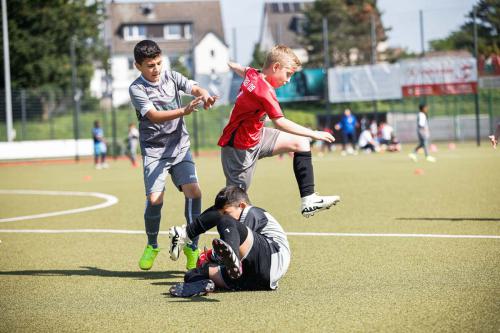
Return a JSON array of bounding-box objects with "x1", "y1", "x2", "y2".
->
[
  {"x1": 163, "y1": 23, "x2": 192, "y2": 40},
  {"x1": 124, "y1": 25, "x2": 146, "y2": 41},
  {"x1": 128, "y1": 58, "x2": 135, "y2": 70},
  {"x1": 184, "y1": 24, "x2": 192, "y2": 39},
  {"x1": 210, "y1": 49, "x2": 215, "y2": 57},
  {"x1": 164, "y1": 24, "x2": 182, "y2": 40}
]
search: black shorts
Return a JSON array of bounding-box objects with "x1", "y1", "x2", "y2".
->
[{"x1": 221, "y1": 230, "x2": 273, "y2": 291}]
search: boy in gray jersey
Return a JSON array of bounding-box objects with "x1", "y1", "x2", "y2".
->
[
  {"x1": 129, "y1": 40, "x2": 217, "y2": 271},
  {"x1": 168, "y1": 186, "x2": 291, "y2": 293}
]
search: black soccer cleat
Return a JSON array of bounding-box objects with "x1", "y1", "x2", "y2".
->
[
  {"x1": 169, "y1": 279, "x2": 215, "y2": 297},
  {"x1": 212, "y1": 238, "x2": 242, "y2": 280}
]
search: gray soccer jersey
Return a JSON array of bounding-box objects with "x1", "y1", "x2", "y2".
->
[
  {"x1": 129, "y1": 70, "x2": 195, "y2": 159},
  {"x1": 240, "y1": 206, "x2": 291, "y2": 290}
]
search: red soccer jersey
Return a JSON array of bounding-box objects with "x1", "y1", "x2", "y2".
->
[{"x1": 218, "y1": 68, "x2": 284, "y2": 149}]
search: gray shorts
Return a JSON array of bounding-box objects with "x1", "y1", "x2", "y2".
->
[
  {"x1": 221, "y1": 127, "x2": 280, "y2": 190},
  {"x1": 143, "y1": 149, "x2": 198, "y2": 195}
]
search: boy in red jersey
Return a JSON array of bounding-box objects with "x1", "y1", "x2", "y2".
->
[{"x1": 219, "y1": 45, "x2": 340, "y2": 218}]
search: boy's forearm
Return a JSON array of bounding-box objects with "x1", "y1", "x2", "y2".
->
[
  {"x1": 273, "y1": 117, "x2": 316, "y2": 138},
  {"x1": 145, "y1": 108, "x2": 186, "y2": 123}
]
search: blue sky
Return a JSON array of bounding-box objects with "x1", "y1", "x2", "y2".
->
[{"x1": 220, "y1": 0, "x2": 477, "y2": 64}]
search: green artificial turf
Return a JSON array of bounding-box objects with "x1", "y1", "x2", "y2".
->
[{"x1": 0, "y1": 142, "x2": 499, "y2": 332}]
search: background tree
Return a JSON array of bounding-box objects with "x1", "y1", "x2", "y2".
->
[
  {"x1": 249, "y1": 43, "x2": 267, "y2": 68},
  {"x1": 0, "y1": 0, "x2": 105, "y2": 89},
  {"x1": 301, "y1": 0, "x2": 388, "y2": 67},
  {"x1": 430, "y1": 0, "x2": 500, "y2": 56}
]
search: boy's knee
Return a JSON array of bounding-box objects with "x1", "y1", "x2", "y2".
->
[
  {"x1": 296, "y1": 137, "x2": 310, "y2": 151},
  {"x1": 148, "y1": 193, "x2": 163, "y2": 206},
  {"x1": 182, "y1": 183, "x2": 202, "y2": 199},
  {"x1": 216, "y1": 215, "x2": 237, "y2": 231}
]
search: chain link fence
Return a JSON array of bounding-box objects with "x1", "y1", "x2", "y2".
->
[{"x1": 0, "y1": 88, "x2": 499, "y2": 155}]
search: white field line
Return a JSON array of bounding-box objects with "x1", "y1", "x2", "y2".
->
[
  {"x1": 0, "y1": 190, "x2": 119, "y2": 223},
  {"x1": 0, "y1": 229, "x2": 498, "y2": 239}
]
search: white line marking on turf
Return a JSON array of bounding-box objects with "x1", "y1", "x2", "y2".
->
[
  {"x1": 0, "y1": 190, "x2": 119, "y2": 223},
  {"x1": 0, "y1": 229, "x2": 498, "y2": 239}
]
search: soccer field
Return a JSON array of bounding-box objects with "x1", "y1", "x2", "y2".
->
[{"x1": 0, "y1": 143, "x2": 499, "y2": 332}]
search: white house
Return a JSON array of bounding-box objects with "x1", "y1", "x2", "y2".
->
[{"x1": 91, "y1": 0, "x2": 230, "y2": 107}]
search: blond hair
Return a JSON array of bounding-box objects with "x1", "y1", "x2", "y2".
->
[{"x1": 263, "y1": 45, "x2": 301, "y2": 70}]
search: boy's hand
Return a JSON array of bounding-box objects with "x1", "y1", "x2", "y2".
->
[
  {"x1": 183, "y1": 96, "x2": 204, "y2": 116},
  {"x1": 313, "y1": 130, "x2": 335, "y2": 143},
  {"x1": 201, "y1": 94, "x2": 218, "y2": 110}
]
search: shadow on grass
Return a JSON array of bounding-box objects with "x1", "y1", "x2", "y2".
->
[
  {"x1": 162, "y1": 292, "x2": 220, "y2": 302},
  {"x1": 0, "y1": 266, "x2": 184, "y2": 280},
  {"x1": 396, "y1": 217, "x2": 500, "y2": 222}
]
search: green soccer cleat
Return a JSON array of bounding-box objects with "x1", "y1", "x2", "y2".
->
[
  {"x1": 183, "y1": 245, "x2": 200, "y2": 270},
  {"x1": 139, "y1": 245, "x2": 160, "y2": 270}
]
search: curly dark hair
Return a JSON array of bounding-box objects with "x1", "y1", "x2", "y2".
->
[{"x1": 133, "y1": 40, "x2": 161, "y2": 64}]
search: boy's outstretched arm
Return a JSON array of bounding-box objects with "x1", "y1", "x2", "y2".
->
[
  {"x1": 145, "y1": 96, "x2": 204, "y2": 123},
  {"x1": 273, "y1": 117, "x2": 335, "y2": 143},
  {"x1": 228, "y1": 62, "x2": 246, "y2": 78},
  {"x1": 191, "y1": 85, "x2": 218, "y2": 110}
]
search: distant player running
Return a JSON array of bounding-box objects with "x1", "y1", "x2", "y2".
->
[
  {"x1": 221, "y1": 45, "x2": 339, "y2": 218},
  {"x1": 168, "y1": 186, "x2": 290, "y2": 297},
  {"x1": 489, "y1": 123, "x2": 500, "y2": 149},
  {"x1": 408, "y1": 103, "x2": 436, "y2": 162}
]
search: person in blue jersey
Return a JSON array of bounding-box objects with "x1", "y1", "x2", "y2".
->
[
  {"x1": 92, "y1": 120, "x2": 108, "y2": 169},
  {"x1": 168, "y1": 186, "x2": 290, "y2": 295},
  {"x1": 128, "y1": 40, "x2": 218, "y2": 271},
  {"x1": 335, "y1": 108, "x2": 359, "y2": 155}
]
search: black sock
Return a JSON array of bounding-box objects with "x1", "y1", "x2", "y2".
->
[
  {"x1": 185, "y1": 197, "x2": 201, "y2": 249},
  {"x1": 293, "y1": 151, "x2": 315, "y2": 197},
  {"x1": 144, "y1": 202, "x2": 162, "y2": 248},
  {"x1": 186, "y1": 206, "x2": 222, "y2": 240},
  {"x1": 216, "y1": 215, "x2": 248, "y2": 258},
  {"x1": 184, "y1": 264, "x2": 209, "y2": 283}
]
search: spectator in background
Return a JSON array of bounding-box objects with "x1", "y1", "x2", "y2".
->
[
  {"x1": 358, "y1": 128, "x2": 377, "y2": 153},
  {"x1": 409, "y1": 103, "x2": 436, "y2": 162},
  {"x1": 489, "y1": 122, "x2": 500, "y2": 149},
  {"x1": 126, "y1": 122, "x2": 140, "y2": 167},
  {"x1": 92, "y1": 120, "x2": 108, "y2": 169},
  {"x1": 378, "y1": 122, "x2": 392, "y2": 146},
  {"x1": 369, "y1": 119, "x2": 378, "y2": 138},
  {"x1": 379, "y1": 122, "x2": 401, "y2": 152},
  {"x1": 319, "y1": 125, "x2": 334, "y2": 155},
  {"x1": 335, "y1": 108, "x2": 358, "y2": 156},
  {"x1": 360, "y1": 116, "x2": 368, "y2": 131}
]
